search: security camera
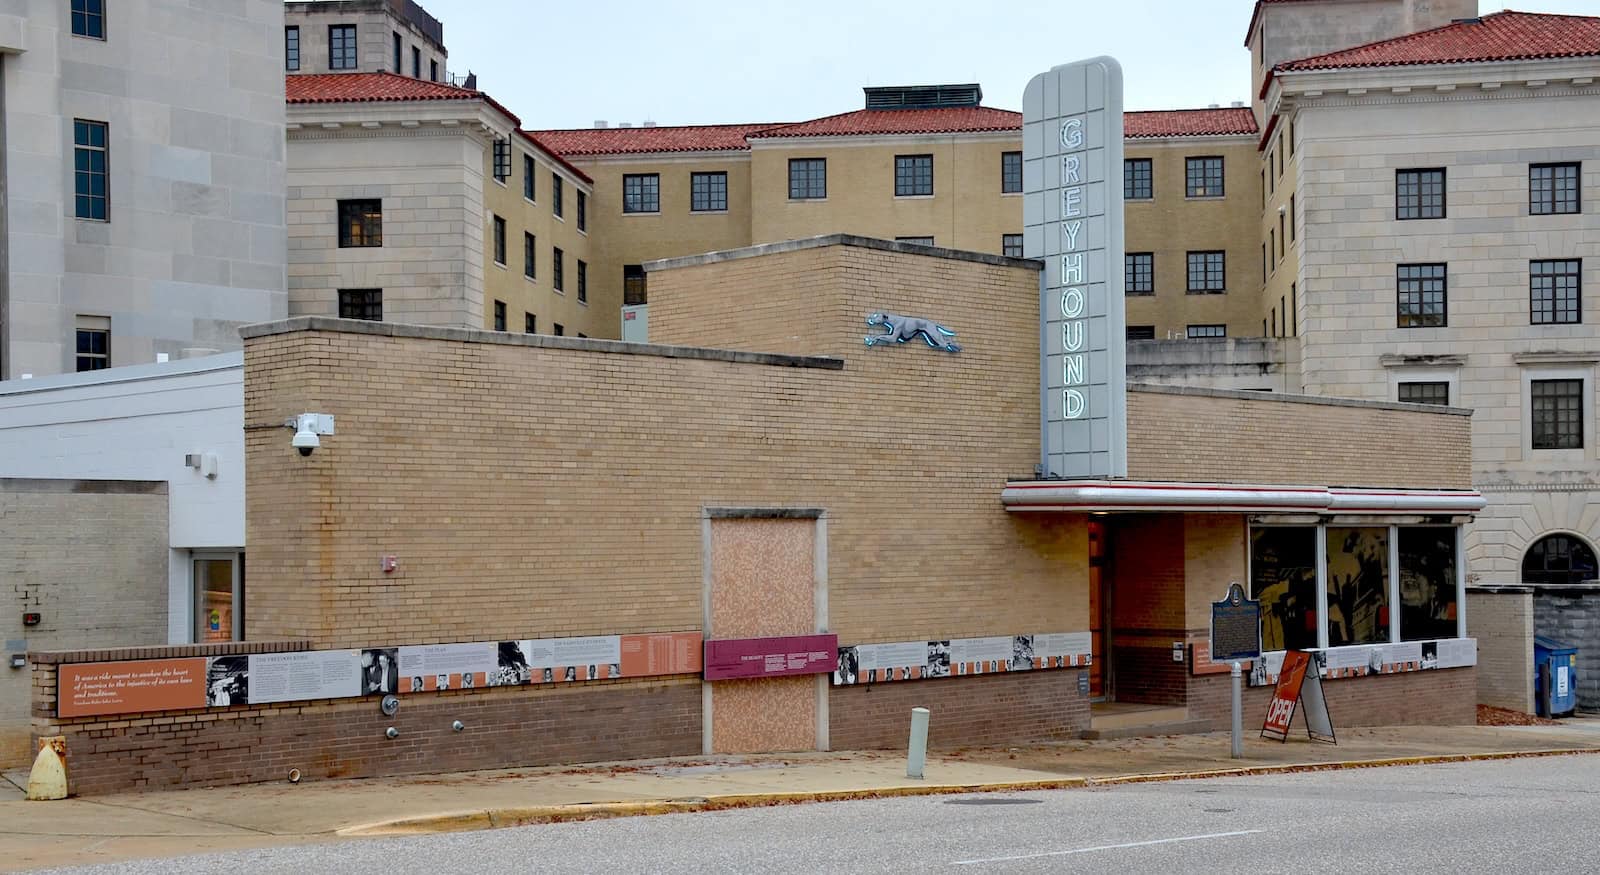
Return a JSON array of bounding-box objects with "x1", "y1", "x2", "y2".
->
[
  {"x1": 287, "y1": 413, "x2": 330, "y2": 457},
  {"x1": 292, "y1": 422, "x2": 320, "y2": 456}
]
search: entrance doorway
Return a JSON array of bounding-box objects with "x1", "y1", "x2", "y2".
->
[{"x1": 193, "y1": 552, "x2": 243, "y2": 643}]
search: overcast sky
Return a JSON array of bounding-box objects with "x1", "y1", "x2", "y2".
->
[{"x1": 416, "y1": 0, "x2": 1598, "y2": 130}]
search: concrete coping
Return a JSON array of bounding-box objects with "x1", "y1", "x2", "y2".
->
[
  {"x1": 239, "y1": 316, "x2": 845, "y2": 371},
  {"x1": 641, "y1": 233, "x2": 1043, "y2": 273},
  {"x1": 29, "y1": 639, "x2": 317, "y2": 665},
  {"x1": 0, "y1": 351, "x2": 242, "y2": 396},
  {"x1": 1128, "y1": 381, "x2": 1473, "y2": 416},
  {"x1": 704, "y1": 507, "x2": 826, "y2": 519},
  {"x1": 0, "y1": 478, "x2": 166, "y2": 496}
]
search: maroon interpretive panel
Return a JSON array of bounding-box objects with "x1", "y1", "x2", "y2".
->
[{"x1": 704, "y1": 634, "x2": 839, "y2": 681}]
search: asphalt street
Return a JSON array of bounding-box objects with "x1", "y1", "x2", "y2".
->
[{"x1": 33, "y1": 755, "x2": 1600, "y2": 874}]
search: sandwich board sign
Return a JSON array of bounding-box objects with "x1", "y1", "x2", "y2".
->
[
  {"x1": 1261, "y1": 650, "x2": 1336, "y2": 744},
  {"x1": 1210, "y1": 583, "x2": 1261, "y2": 663}
]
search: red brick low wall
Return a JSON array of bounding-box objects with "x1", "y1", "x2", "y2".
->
[
  {"x1": 31, "y1": 643, "x2": 702, "y2": 796},
  {"x1": 1186, "y1": 666, "x2": 1478, "y2": 733},
  {"x1": 828, "y1": 669, "x2": 1091, "y2": 750}
]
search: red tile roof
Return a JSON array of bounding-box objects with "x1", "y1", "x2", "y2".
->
[
  {"x1": 285, "y1": 74, "x2": 592, "y2": 183},
  {"x1": 744, "y1": 106, "x2": 1023, "y2": 139},
  {"x1": 1125, "y1": 107, "x2": 1258, "y2": 138},
  {"x1": 528, "y1": 123, "x2": 783, "y2": 156},
  {"x1": 1277, "y1": 11, "x2": 1600, "y2": 72}
]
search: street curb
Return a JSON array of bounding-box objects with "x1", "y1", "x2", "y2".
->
[{"x1": 335, "y1": 747, "x2": 1600, "y2": 836}]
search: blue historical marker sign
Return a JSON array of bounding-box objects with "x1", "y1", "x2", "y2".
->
[{"x1": 1211, "y1": 582, "x2": 1262, "y2": 663}]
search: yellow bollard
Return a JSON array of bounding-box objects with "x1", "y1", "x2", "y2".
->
[{"x1": 25, "y1": 736, "x2": 68, "y2": 801}]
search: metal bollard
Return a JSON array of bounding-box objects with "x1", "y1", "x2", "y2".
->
[
  {"x1": 907, "y1": 707, "x2": 930, "y2": 779},
  {"x1": 1230, "y1": 661, "x2": 1243, "y2": 759}
]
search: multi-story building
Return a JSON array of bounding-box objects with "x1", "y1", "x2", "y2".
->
[
  {"x1": 0, "y1": 0, "x2": 287, "y2": 379},
  {"x1": 283, "y1": 0, "x2": 446, "y2": 81}
]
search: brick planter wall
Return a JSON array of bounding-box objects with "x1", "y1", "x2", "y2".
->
[
  {"x1": 1186, "y1": 666, "x2": 1478, "y2": 733},
  {"x1": 828, "y1": 668, "x2": 1090, "y2": 751}
]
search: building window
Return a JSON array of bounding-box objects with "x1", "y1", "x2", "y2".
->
[
  {"x1": 1277, "y1": 214, "x2": 1285, "y2": 258},
  {"x1": 523, "y1": 155, "x2": 535, "y2": 200},
  {"x1": 1531, "y1": 259, "x2": 1581, "y2": 325},
  {"x1": 285, "y1": 26, "x2": 300, "y2": 70},
  {"x1": 1002, "y1": 234, "x2": 1023, "y2": 258},
  {"x1": 553, "y1": 247, "x2": 564, "y2": 291},
  {"x1": 492, "y1": 215, "x2": 506, "y2": 265},
  {"x1": 523, "y1": 233, "x2": 535, "y2": 279},
  {"x1": 73, "y1": 120, "x2": 109, "y2": 221},
  {"x1": 493, "y1": 138, "x2": 511, "y2": 183},
  {"x1": 71, "y1": 0, "x2": 105, "y2": 39},
  {"x1": 624, "y1": 265, "x2": 646, "y2": 306},
  {"x1": 1523, "y1": 534, "x2": 1599, "y2": 586},
  {"x1": 789, "y1": 158, "x2": 826, "y2": 200},
  {"x1": 1124, "y1": 158, "x2": 1152, "y2": 200},
  {"x1": 1530, "y1": 163, "x2": 1580, "y2": 215},
  {"x1": 622, "y1": 173, "x2": 659, "y2": 213},
  {"x1": 554, "y1": 323, "x2": 564, "y2": 336},
  {"x1": 430, "y1": 59, "x2": 438, "y2": 82},
  {"x1": 1327, "y1": 527, "x2": 1390, "y2": 645},
  {"x1": 411, "y1": 46, "x2": 421, "y2": 78},
  {"x1": 1396, "y1": 168, "x2": 1445, "y2": 219},
  {"x1": 552, "y1": 174, "x2": 563, "y2": 217},
  {"x1": 1126, "y1": 325, "x2": 1155, "y2": 341},
  {"x1": 1125, "y1": 253, "x2": 1153, "y2": 295},
  {"x1": 492, "y1": 300, "x2": 506, "y2": 331},
  {"x1": 1289, "y1": 193, "x2": 1296, "y2": 241},
  {"x1": 691, "y1": 172, "x2": 728, "y2": 212},
  {"x1": 1187, "y1": 324, "x2": 1226, "y2": 339},
  {"x1": 895, "y1": 154, "x2": 934, "y2": 196},
  {"x1": 392, "y1": 31, "x2": 401, "y2": 73},
  {"x1": 1251, "y1": 527, "x2": 1318, "y2": 651},
  {"x1": 1399, "y1": 381, "x2": 1450, "y2": 406},
  {"x1": 337, "y1": 199, "x2": 382, "y2": 247},
  {"x1": 1185, "y1": 156, "x2": 1224, "y2": 197},
  {"x1": 525, "y1": 313, "x2": 536, "y2": 334},
  {"x1": 75, "y1": 324, "x2": 109, "y2": 371},
  {"x1": 1186, "y1": 251, "x2": 1225, "y2": 294},
  {"x1": 1399, "y1": 528, "x2": 1459, "y2": 642},
  {"x1": 577, "y1": 260, "x2": 587, "y2": 304},
  {"x1": 330, "y1": 25, "x2": 357, "y2": 70},
  {"x1": 1531, "y1": 379, "x2": 1584, "y2": 450},
  {"x1": 895, "y1": 236, "x2": 934, "y2": 246},
  {"x1": 577, "y1": 191, "x2": 587, "y2": 231},
  {"x1": 338, "y1": 289, "x2": 382, "y2": 321},
  {"x1": 1001, "y1": 151, "x2": 1022, "y2": 194},
  {"x1": 1397, "y1": 263, "x2": 1447, "y2": 328}
]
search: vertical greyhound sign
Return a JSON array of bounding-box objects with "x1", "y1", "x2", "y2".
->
[{"x1": 1023, "y1": 58, "x2": 1128, "y2": 479}]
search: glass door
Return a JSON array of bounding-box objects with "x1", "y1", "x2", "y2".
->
[{"x1": 193, "y1": 554, "x2": 243, "y2": 643}]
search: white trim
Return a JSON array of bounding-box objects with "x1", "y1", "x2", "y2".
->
[
  {"x1": 1001, "y1": 481, "x2": 1485, "y2": 515},
  {"x1": 1387, "y1": 525, "x2": 1401, "y2": 644},
  {"x1": 1455, "y1": 526, "x2": 1468, "y2": 640},
  {"x1": 1315, "y1": 525, "x2": 1330, "y2": 649}
]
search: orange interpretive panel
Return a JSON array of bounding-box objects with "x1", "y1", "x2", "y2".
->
[
  {"x1": 620, "y1": 632, "x2": 702, "y2": 677},
  {"x1": 58, "y1": 658, "x2": 207, "y2": 717}
]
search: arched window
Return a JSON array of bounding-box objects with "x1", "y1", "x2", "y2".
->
[{"x1": 1523, "y1": 534, "x2": 1600, "y2": 586}]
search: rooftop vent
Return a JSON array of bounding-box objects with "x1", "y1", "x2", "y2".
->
[
  {"x1": 1230, "y1": 101, "x2": 1244, "y2": 107},
  {"x1": 1452, "y1": 16, "x2": 1482, "y2": 24},
  {"x1": 618, "y1": 122, "x2": 633, "y2": 128},
  {"x1": 1208, "y1": 103, "x2": 1220, "y2": 109},
  {"x1": 864, "y1": 84, "x2": 983, "y2": 110},
  {"x1": 594, "y1": 120, "x2": 609, "y2": 128},
  {"x1": 642, "y1": 120, "x2": 657, "y2": 128}
]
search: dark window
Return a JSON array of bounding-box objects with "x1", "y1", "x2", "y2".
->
[
  {"x1": 412, "y1": 46, "x2": 421, "y2": 79},
  {"x1": 691, "y1": 172, "x2": 728, "y2": 212},
  {"x1": 338, "y1": 289, "x2": 382, "y2": 321},
  {"x1": 1270, "y1": 228, "x2": 1277, "y2": 268},
  {"x1": 1523, "y1": 534, "x2": 1599, "y2": 586},
  {"x1": 577, "y1": 191, "x2": 587, "y2": 231},
  {"x1": 430, "y1": 59, "x2": 438, "y2": 82},
  {"x1": 1398, "y1": 527, "x2": 1459, "y2": 641},
  {"x1": 73, "y1": 119, "x2": 109, "y2": 221},
  {"x1": 1002, "y1": 234, "x2": 1023, "y2": 258},
  {"x1": 1532, "y1": 379, "x2": 1584, "y2": 450},
  {"x1": 285, "y1": 26, "x2": 300, "y2": 71},
  {"x1": 1531, "y1": 259, "x2": 1581, "y2": 325},
  {"x1": 1397, "y1": 263, "x2": 1447, "y2": 328},
  {"x1": 1290, "y1": 282, "x2": 1297, "y2": 335},
  {"x1": 492, "y1": 138, "x2": 510, "y2": 182},
  {"x1": 789, "y1": 158, "x2": 826, "y2": 200},
  {"x1": 525, "y1": 313, "x2": 536, "y2": 334},
  {"x1": 578, "y1": 333, "x2": 587, "y2": 339},
  {"x1": 1185, "y1": 156, "x2": 1224, "y2": 197},
  {"x1": 1530, "y1": 163, "x2": 1580, "y2": 215},
  {"x1": 553, "y1": 247, "x2": 564, "y2": 291},
  {"x1": 1289, "y1": 193, "x2": 1296, "y2": 241},
  {"x1": 1396, "y1": 168, "x2": 1446, "y2": 219},
  {"x1": 392, "y1": 31, "x2": 401, "y2": 72},
  {"x1": 493, "y1": 300, "x2": 506, "y2": 331},
  {"x1": 1001, "y1": 151, "x2": 1022, "y2": 194},
  {"x1": 624, "y1": 265, "x2": 647, "y2": 306},
  {"x1": 1125, "y1": 253, "x2": 1153, "y2": 295},
  {"x1": 1126, "y1": 326, "x2": 1155, "y2": 341},
  {"x1": 523, "y1": 232, "x2": 535, "y2": 279},
  {"x1": 895, "y1": 154, "x2": 933, "y2": 196},
  {"x1": 554, "y1": 323, "x2": 564, "y2": 336},
  {"x1": 1187, "y1": 324, "x2": 1226, "y2": 339},
  {"x1": 1399, "y1": 382, "x2": 1450, "y2": 406},
  {"x1": 895, "y1": 236, "x2": 934, "y2": 246},
  {"x1": 1327, "y1": 527, "x2": 1390, "y2": 645},
  {"x1": 523, "y1": 155, "x2": 535, "y2": 200},
  {"x1": 577, "y1": 260, "x2": 587, "y2": 304},
  {"x1": 1124, "y1": 158, "x2": 1152, "y2": 200},
  {"x1": 492, "y1": 215, "x2": 506, "y2": 265},
  {"x1": 1252, "y1": 527, "x2": 1318, "y2": 651},
  {"x1": 1186, "y1": 251, "x2": 1225, "y2": 293},
  {"x1": 329, "y1": 25, "x2": 357, "y2": 70},
  {"x1": 75, "y1": 327, "x2": 109, "y2": 371},
  {"x1": 71, "y1": 0, "x2": 105, "y2": 39},
  {"x1": 552, "y1": 173, "x2": 563, "y2": 217},
  {"x1": 337, "y1": 199, "x2": 381, "y2": 247},
  {"x1": 1277, "y1": 213, "x2": 1285, "y2": 258},
  {"x1": 619, "y1": 173, "x2": 658, "y2": 213}
]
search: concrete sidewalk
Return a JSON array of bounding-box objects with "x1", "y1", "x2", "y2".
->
[{"x1": 4, "y1": 722, "x2": 1600, "y2": 872}]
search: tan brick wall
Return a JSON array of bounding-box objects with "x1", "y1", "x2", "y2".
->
[
  {"x1": 1, "y1": 480, "x2": 168, "y2": 767},
  {"x1": 1188, "y1": 666, "x2": 1478, "y2": 730},
  {"x1": 1468, "y1": 589, "x2": 1534, "y2": 713},
  {"x1": 243, "y1": 241, "x2": 1087, "y2": 653},
  {"x1": 1127, "y1": 385, "x2": 1473, "y2": 489}
]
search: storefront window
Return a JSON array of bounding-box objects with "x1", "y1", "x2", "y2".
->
[
  {"x1": 194, "y1": 555, "x2": 242, "y2": 642},
  {"x1": 1251, "y1": 527, "x2": 1318, "y2": 651},
  {"x1": 1399, "y1": 527, "x2": 1458, "y2": 641},
  {"x1": 1326, "y1": 527, "x2": 1390, "y2": 645}
]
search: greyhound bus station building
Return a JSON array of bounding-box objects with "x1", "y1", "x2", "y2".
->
[{"x1": 24, "y1": 235, "x2": 1485, "y2": 794}]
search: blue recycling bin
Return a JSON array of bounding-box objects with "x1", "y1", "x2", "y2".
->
[{"x1": 1534, "y1": 636, "x2": 1578, "y2": 718}]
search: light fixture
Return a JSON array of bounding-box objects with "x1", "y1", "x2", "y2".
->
[{"x1": 9, "y1": 654, "x2": 25, "y2": 670}]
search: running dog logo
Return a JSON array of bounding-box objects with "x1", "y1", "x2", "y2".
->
[{"x1": 863, "y1": 312, "x2": 961, "y2": 353}]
